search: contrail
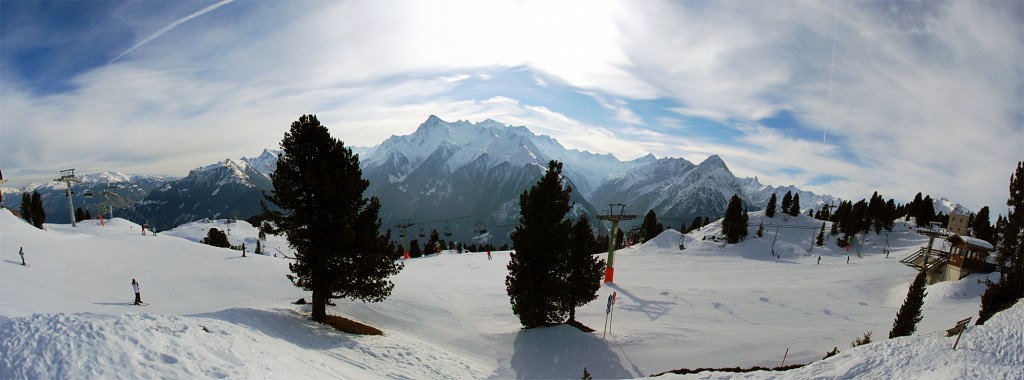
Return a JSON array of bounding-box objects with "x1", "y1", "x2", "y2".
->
[
  {"x1": 110, "y1": 0, "x2": 235, "y2": 63},
  {"x1": 823, "y1": 0, "x2": 838, "y2": 144}
]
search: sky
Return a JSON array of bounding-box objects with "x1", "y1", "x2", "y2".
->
[{"x1": 1, "y1": 0, "x2": 1022, "y2": 213}]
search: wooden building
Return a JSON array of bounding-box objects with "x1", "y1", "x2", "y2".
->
[{"x1": 900, "y1": 233, "x2": 995, "y2": 284}]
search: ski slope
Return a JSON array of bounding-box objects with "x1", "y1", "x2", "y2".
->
[{"x1": 1, "y1": 209, "x2": 1020, "y2": 379}]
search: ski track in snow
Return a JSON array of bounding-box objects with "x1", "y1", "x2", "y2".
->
[{"x1": 1, "y1": 209, "x2": 1021, "y2": 379}]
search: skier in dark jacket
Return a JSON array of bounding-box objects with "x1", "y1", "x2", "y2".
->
[{"x1": 132, "y1": 279, "x2": 143, "y2": 305}]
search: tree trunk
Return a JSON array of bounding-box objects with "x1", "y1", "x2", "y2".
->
[{"x1": 311, "y1": 289, "x2": 328, "y2": 321}]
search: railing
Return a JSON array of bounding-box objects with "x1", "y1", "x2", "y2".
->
[{"x1": 900, "y1": 247, "x2": 949, "y2": 272}]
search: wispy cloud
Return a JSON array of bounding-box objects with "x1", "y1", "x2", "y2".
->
[{"x1": 1, "y1": 0, "x2": 1020, "y2": 212}]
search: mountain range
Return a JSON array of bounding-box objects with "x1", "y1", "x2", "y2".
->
[{"x1": 1, "y1": 115, "x2": 969, "y2": 245}]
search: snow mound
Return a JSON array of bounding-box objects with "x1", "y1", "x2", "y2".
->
[{"x1": 636, "y1": 229, "x2": 685, "y2": 251}]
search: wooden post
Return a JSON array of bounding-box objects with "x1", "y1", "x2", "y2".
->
[{"x1": 781, "y1": 348, "x2": 789, "y2": 367}]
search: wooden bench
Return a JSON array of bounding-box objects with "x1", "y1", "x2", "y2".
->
[
  {"x1": 947, "y1": 317, "x2": 972, "y2": 350},
  {"x1": 946, "y1": 317, "x2": 971, "y2": 337}
]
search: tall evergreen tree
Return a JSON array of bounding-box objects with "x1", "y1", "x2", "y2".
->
[
  {"x1": 640, "y1": 209, "x2": 662, "y2": 242},
  {"x1": 19, "y1": 192, "x2": 31, "y2": 223},
  {"x1": 978, "y1": 161, "x2": 1024, "y2": 324},
  {"x1": 781, "y1": 191, "x2": 793, "y2": 215},
  {"x1": 507, "y1": 160, "x2": 574, "y2": 328},
  {"x1": 75, "y1": 207, "x2": 86, "y2": 223},
  {"x1": 916, "y1": 195, "x2": 936, "y2": 227},
  {"x1": 722, "y1": 195, "x2": 747, "y2": 244},
  {"x1": 971, "y1": 206, "x2": 994, "y2": 244},
  {"x1": 689, "y1": 216, "x2": 703, "y2": 232},
  {"x1": 817, "y1": 222, "x2": 826, "y2": 246},
  {"x1": 409, "y1": 239, "x2": 422, "y2": 258},
  {"x1": 262, "y1": 115, "x2": 402, "y2": 322},
  {"x1": 563, "y1": 214, "x2": 605, "y2": 322},
  {"x1": 765, "y1": 193, "x2": 777, "y2": 218},
  {"x1": 906, "y1": 192, "x2": 924, "y2": 222},
  {"x1": 30, "y1": 191, "x2": 45, "y2": 229},
  {"x1": 789, "y1": 193, "x2": 801, "y2": 216},
  {"x1": 889, "y1": 269, "x2": 927, "y2": 338}
]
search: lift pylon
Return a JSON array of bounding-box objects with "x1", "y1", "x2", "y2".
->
[{"x1": 595, "y1": 203, "x2": 636, "y2": 283}]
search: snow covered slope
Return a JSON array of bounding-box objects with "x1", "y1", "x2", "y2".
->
[{"x1": 1, "y1": 209, "x2": 1019, "y2": 379}]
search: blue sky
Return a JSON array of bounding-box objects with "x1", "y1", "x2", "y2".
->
[{"x1": 1, "y1": 0, "x2": 1022, "y2": 213}]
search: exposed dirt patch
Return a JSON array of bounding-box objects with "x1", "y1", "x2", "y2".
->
[{"x1": 319, "y1": 315, "x2": 384, "y2": 335}]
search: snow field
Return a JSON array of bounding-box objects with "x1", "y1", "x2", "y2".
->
[{"x1": 2, "y1": 209, "x2": 1021, "y2": 379}]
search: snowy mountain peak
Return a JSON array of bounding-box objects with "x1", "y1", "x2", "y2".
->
[
  {"x1": 242, "y1": 149, "x2": 280, "y2": 176},
  {"x1": 699, "y1": 154, "x2": 727, "y2": 168}
]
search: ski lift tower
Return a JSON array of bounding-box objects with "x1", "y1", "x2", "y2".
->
[
  {"x1": 596, "y1": 203, "x2": 636, "y2": 283},
  {"x1": 55, "y1": 169, "x2": 81, "y2": 227},
  {"x1": 394, "y1": 219, "x2": 414, "y2": 259},
  {"x1": 917, "y1": 221, "x2": 947, "y2": 273}
]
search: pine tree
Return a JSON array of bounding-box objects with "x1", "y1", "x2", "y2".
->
[
  {"x1": 19, "y1": 192, "x2": 32, "y2": 223},
  {"x1": 261, "y1": 114, "x2": 402, "y2": 322},
  {"x1": 757, "y1": 221, "x2": 764, "y2": 237},
  {"x1": 978, "y1": 161, "x2": 1024, "y2": 325},
  {"x1": 409, "y1": 239, "x2": 422, "y2": 258},
  {"x1": 581, "y1": 367, "x2": 593, "y2": 380},
  {"x1": 30, "y1": 191, "x2": 45, "y2": 229},
  {"x1": 722, "y1": 195, "x2": 747, "y2": 244},
  {"x1": 85, "y1": 210, "x2": 91, "y2": 220},
  {"x1": 507, "y1": 160, "x2": 573, "y2": 328},
  {"x1": 640, "y1": 209, "x2": 662, "y2": 242},
  {"x1": 689, "y1": 216, "x2": 703, "y2": 232},
  {"x1": 916, "y1": 195, "x2": 936, "y2": 227},
  {"x1": 563, "y1": 213, "x2": 604, "y2": 322},
  {"x1": 971, "y1": 206, "x2": 994, "y2": 245},
  {"x1": 255, "y1": 239, "x2": 263, "y2": 255},
  {"x1": 817, "y1": 222, "x2": 826, "y2": 246},
  {"x1": 765, "y1": 193, "x2": 777, "y2": 218},
  {"x1": 906, "y1": 192, "x2": 923, "y2": 222},
  {"x1": 781, "y1": 191, "x2": 793, "y2": 215},
  {"x1": 889, "y1": 269, "x2": 927, "y2": 338},
  {"x1": 75, "y1": 208, "x2": 85, "y2": 222},
  {"x1": 202, "y1": 228, "x2": 231, "y2": 248},
  {"x1": 789, "y1": 193, "x2": 801, "y2": 216}
]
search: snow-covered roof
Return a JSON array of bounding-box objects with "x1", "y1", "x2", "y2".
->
[{"x1": 948, "y1": 234, "x2": 995, "y2": 251}]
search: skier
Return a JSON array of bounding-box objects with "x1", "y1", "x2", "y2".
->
[
  {"x1": 817, "y1": 256, "x2": 821, "y2": 265},
  {"x1": 487, "y1": 250, "x2": 492, "y2": 260},
  {"x1": 19, "y1": 247, "x2": 25, "y2": 266},
  {"x1": 847, "y1": 256, "x2": 850, "y2": 264},
  {"x1": 132, "y1": 279, "x2": 143, "y2": 305}
]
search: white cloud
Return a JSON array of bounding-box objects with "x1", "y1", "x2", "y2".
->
[{"x1": 1, "y1": 0, "x2": 1020, "y2": 212}]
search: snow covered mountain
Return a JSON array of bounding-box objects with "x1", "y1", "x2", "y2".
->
[
  {"x1": 359, "y1": 116, "x2": 629, "y2": 244},
  {"x1": 934, "y1": 197, "x2": 972, "y2": 216},
  {"x1": 1, "y1": 171, "x2": 170, "y2": 224},
  {"x1": 129, "y1": 149, "x2": 279, "y2": 230}
]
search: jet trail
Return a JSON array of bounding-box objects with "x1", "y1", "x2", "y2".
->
[{"x1": 110, "y1": 0, "x2": 235, "y2": 63}]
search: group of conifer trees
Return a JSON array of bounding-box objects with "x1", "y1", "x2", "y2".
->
[
  {"x1": 18, "y1": 191, "x2": 45, "y2": 229},
  {"x1": 74, "y1": 207, "x2": 92, "y2": 222}
]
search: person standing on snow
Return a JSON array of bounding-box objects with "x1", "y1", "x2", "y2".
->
[
  {"x1": 132, "y1": 279, "x2": 143, "y2": 305},
  {"x1": 19, "y1": 247, "x2": 25, "y2": 266}
]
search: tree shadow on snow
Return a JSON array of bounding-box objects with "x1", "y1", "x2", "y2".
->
[
  {"x1": 190, "y1": 308, "x2": 355, "y2": 351},
  {"x1": 606, "y1": 284, "x2": 675, "y2": 321},
  {"x1": 510, "y1": 325, "x2": 634, "y2": 379}
]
